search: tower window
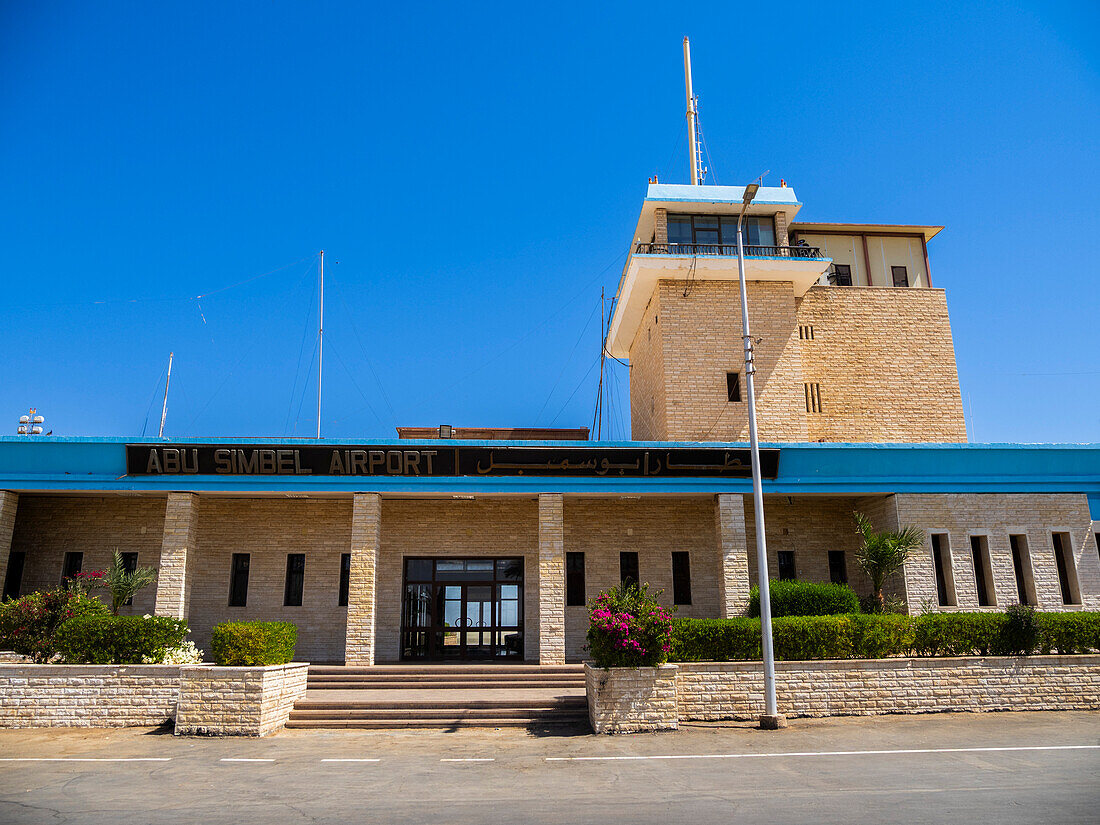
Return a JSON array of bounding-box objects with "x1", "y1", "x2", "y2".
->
[
  {"x1": 891, "y1": 266, "x2": 910, "y2": 287},
  {"x1": 828, "y1": 264, "x2": 852, "y2": 286},
  {"x1": 799, "y1": 325, "x2": 815, "y2": 340},
  {"x1": 726, "y1": 372, "x2": 741, "y2": 402},
  {"x1": 804, "y1": 383, "x2": 822, "y2": 413}
]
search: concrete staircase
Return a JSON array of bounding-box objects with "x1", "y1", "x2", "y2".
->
[{"x1": 286, "y1": 664, "x2": 589, "y2": 730}]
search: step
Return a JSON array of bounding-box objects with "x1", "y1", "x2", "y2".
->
[
  {"x1": 306, "y1": 680, "x2": 583, "y2": 691},
  {"x1": 284, "y1": 716, "x2": 589, "y2": 730},
  {"x1": 289, "y1": 707, "x2": 582, "y2": 721},
  {"x1": 293, "y1": 697, "x2": 586, "y2": 711},
  {"x1": 307, "y1": 665, "x2": 584, "y2": 676}
]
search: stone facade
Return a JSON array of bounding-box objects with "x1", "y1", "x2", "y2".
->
[
  {"x1": 538, "y1": 494, "x2": 566, "y2": 665},
  {"x1": 0, "y1": 664, "x2": 181, "y2": 728},
  {"x1": 674, "y1": 656, "x2": 1100, "y2": 721},
  {"x1": 586, "y1": 663, "x2": 678, "y2": 733},
  {"x1": 11, "y1": 495, "x2": 167, "y2": 617},
  {"x1": 563, "y1": 497, "x2": 720, "y2": 662},
  {"x1": 345, "y1": 493, "x2": 381, "y2": 666},
  {"x1": 175, "y1": 663, "x2": 309, "y2": 736},
  {"x1": 627, "y1": 280, "x2": 967, "y2": 444},
  {"x1": 715, "y1": 493, "x2": 750, "y2": 617},
  {"x1": 895, "y1": 493, "x2": 1100, "y2": 612}
]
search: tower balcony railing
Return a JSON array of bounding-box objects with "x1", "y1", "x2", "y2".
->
[{"x1": 634, "y1": 242, "x2": 825, "y2": 259}]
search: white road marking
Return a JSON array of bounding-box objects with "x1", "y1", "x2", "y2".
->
[
  {"x1": 440, "y1": 758, "x2": 496, "y2": 762},
  {"x1": 0, "y1": 758, "x2": 171, "y2": 763},
  {"x1": 546, "y1": 744, "x2": 1100, "y2": 762},
  {"x1": 219, "y1": 758, "x2": 275, "y2": 763},
  {"x1": 321, "y1": 758, "x2": 382, "y2": 763}
]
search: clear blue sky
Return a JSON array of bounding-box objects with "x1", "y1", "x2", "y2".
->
[{"x1": 2, "y1": 1, "x2": 1098, "y2": 443}]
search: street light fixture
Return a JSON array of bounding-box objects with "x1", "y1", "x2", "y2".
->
[{"x1": 734, "y1": 182, "x2": 785, "y2": 730}]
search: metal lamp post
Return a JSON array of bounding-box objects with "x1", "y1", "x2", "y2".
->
[{"x1": 735, "y1": 183, "x2": 786, "y2": 729}]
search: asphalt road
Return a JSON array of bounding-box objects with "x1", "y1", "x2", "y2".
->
[{"x1": 0, "y1": 711, "x2": 1097, "y2": 824}]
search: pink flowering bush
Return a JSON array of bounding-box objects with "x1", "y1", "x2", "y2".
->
[
  {"x1": 0, "y1": 589, "x2": 108, "y2": 662},
  {"x1": 586, "y1": 582, "x2": 673, "y2": 669}
]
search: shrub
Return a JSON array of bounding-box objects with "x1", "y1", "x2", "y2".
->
[
  {"x1": 748, "y1": 580, "x2": 860, "y2": 618},
  {"x1": 671, "y1": 617, "x2": 760, "y2": 662},
  {"x1": 155, "y1": 640, "x2": 205, "y2": 665},
  {"x1": 55, "y1": 615, "x2": 189, "y2": 664},
  {"x1": 670, "y1": 611, "x2": 1100, "y2": 662},
  {"x1": 211, "y1": 621, "x2": 297, "y2": 666},
  {"x1": 1036, "y1": 612, "x2": 1100, "y2": 654},
  {"x1": 586, "y1": 583, "x2": 673, "y2": 668},
  {"x1": 0, "y1": 590, "x2": 109, "y2": 662}
]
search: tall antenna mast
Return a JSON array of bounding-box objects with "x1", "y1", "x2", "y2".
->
[
  {"x1": 683, "y1": 36, "x2": 704, "y2": 185},
  {"x1": 158, "y1": 352, "x2": 174, "y2": 438},
  {"x1": 316, "y1": 250, "x2": 324, "y2": 439}
]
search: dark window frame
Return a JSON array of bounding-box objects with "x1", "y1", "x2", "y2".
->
[
  {"x1": 891, "y1": 265, "x2": 910, "y2": 287},
  {"x1": 61, "y1": 552, "x2": 83, "y2": 586},
  {"x1": 619, "y1": 551, "x2": 639, "y2": 588},
  {"x1": 284, "y1": 553, "x2": 306, "y2": 607},
  {"x1": 828, "y1": 264, "x2": 853, "y2": 286},
  {"x1": 338, "y1": 553, "x2": 351, "y2": 607},
  {"x1": 827, "y1": 550, "x2": 848, "y2": 585},
  {"x1": 1008, "y1": 534, "x2": 1036, "y2": 606},
  {"x1": 930, "y1": 534, "x2": 955, "y2": 606},
  {"x1": 566, "y1": 552, "x2": 586, "y2": 606},
  {"x1": 671, "y1": 552, "x2": 692, "y2": 605},
  {"x1": 668, "y1": 213, "x2": 777, "y2": 248},
  {"x1": 1052, "y1": 532, "x2": 1080, "y2": 605},
  {"x1": 229, "y1": 553, "x2": 250, "y2": 607},
  {"x1": 970, "y1": 535, "x2": 996, "y2": 607},
  {"x1": 3, "y1": 551, "x2": 26, "y2": 600},
  {"x1": 776, "y1": 550, "x2": 796, "y2": 581},
  {"x1": 120, "y1": 552, "x2": 139, "y2": 606},
  {"x1": 726, "y1": 372, "x2": 741, "y2": 402}
]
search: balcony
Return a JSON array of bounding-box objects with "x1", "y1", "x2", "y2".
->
[{"x1": 635, "y1": 242, "x2": 825, "y2": 259}]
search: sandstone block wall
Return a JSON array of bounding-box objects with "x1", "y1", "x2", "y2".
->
[
  {"x1": 586, "y1": 663, "x2": 678, "y2": 733},
  {"x1": 345, "y1": 493, "x2": 381, "y2": 666},
  {"x1": 563, "y1": 497, "x2": 720, "y2": 662},
  {"x1": 175, "y1": 663, "x2": 309, "y2": 736},
  {"x1": 0, "y1": 664, "x2": 181, "y2": 728},
  {"x1": 11, "y1": 495, "x2": 167, "y2": 616},
  {"x1": 627, "y1": 280, "x2": 967, "y2": 444},
  {"x1": 189, "y1": 498, "x2": 352, "y2": 663},
  {"x1": 895, "y1": 493, "x2": 1100, "y2": 612},
  {"x1": 675, "y1": 656, "x2": 1100, "y2": 721},
  {"x1": 538, "y1": 494, "x2": 566, "y2": 665}
]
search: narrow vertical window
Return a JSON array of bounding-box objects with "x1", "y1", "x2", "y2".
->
[
  {"x1": 61, "y1": 551, "x2": 83, "y2": 586},
  {"x1": 1009, "y1": 535, "x2": 1036, "y2": 606},
  {"x1": 229, "y1": 553, "x2": 250, "y2": 607},
  {"x1": 726, "y1": 372, "x2": 741, "y2": 402},
  {"x1": 284, "y1": 554, "x2": 306, "y2": 607},
  {"x1": 338, "y1": 553, "x2": 351, "y2": 607},
  {"x1": 930, "y1": 534, "x2": 955, "y2": 606},
  {"x1": 891, "y1": 266, "x2": 909, "y2": 287},
  {"x1": 671, "y1": 552, "x2": 692, "y2": 605},
  {"x1": 120, "y1": 552, "x2": 139, "y2": 606},
  {"x1": 776, "y1": 550, "x2": 796, "y2": 581},
  {"x1": 3, "y1": 551, "x2": 26, "y2": 600},
  {"x1": 804, "y1": 383, "x2": 823, "y2": 413},
  {"x1": 566, "y1": 552, "x2": 586, "y2": 606},
  {"x1": 1052, "y1": 533, "x2": 1080, "y2": 605},
  {"x1": 970, "y1": 536, "x2": 996, "y2": 607},
  {"x1": 619, "y1": 552, "x2": 639, "y2": 588},
  {"x1": 828, "y1": 550, "x2": 848, "y2": 585}
]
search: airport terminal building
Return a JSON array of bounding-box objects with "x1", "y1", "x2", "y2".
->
[{"x1": 1, "y1": 183, "x2": 1098, "y2": 665}]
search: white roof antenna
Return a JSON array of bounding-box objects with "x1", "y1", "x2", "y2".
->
[{"x1": 683, "y1": 37, "x2": 706, "y2": 186}]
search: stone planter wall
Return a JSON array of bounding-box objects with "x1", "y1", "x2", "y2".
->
[
  {"x1": 676, "y1": 655, "x2": 1100, "y2": 721},
  {"x1": 585, "y1": 663, "x2": 678, "y2": 733},
  {"x1": 175, "y1": 663, "x2": 309, "y2": 737},
  {"x1": 0, "y1": 664, "x2": 182, "y2": 728},
  {"x1": 585, "y1": 656, "x2": 1100, "y2": 732}
]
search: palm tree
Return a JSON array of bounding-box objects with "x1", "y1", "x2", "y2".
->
[
  {"x1": 853, "y1": 512, "x2": 925, "y2": 613},
  {"x1": 99, "y1": 550, "x2": 158, "y2": 615}
]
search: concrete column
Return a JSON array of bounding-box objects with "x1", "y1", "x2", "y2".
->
[
  {"x1": 0, "y1": 492, "x2": 18, "y2": 595},
  {"x1": 154, "y1": 493, "x2": 198, "y2": 620},
  {"x1": 715, "y1": 494, "x2": 750, "y2": 618},
  {"x1": 345, "y1": 493, "x2": 382, "y2": 666},
  {"x1": 653, "y1": 207, "x2": 668, "y2": 246},
  {"x1": 538, "y1": 493, "x2": 566, "y2": 665}
]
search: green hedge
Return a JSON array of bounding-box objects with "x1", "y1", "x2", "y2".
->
[
  {"x1": 55, "y1": 615, "x2": 189, "y2": 664},
  {"x1": 211, "y1": 621, "x2": 297, "y2": 666},
  {"x1": 671, "y1": 610, "x2": 1100, "y2": 662},
  {"x1": 747, "y1": 580, "x2": 861, "y2": 618},
  {"x1": 0, "y1": 590, "x2": 109, "y2": 662}
]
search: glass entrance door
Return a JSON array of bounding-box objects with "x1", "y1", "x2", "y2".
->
[{"x1": 401, "y1": 558, "x2": 524, "y2": 660}]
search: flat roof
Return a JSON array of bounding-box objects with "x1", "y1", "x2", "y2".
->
[
  {"x1": 1, "y1": 437, "x2": 1098, "y2": 504},
  {"x1": 791, "y1": 222, "x2": 944, "y2": 242}
]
